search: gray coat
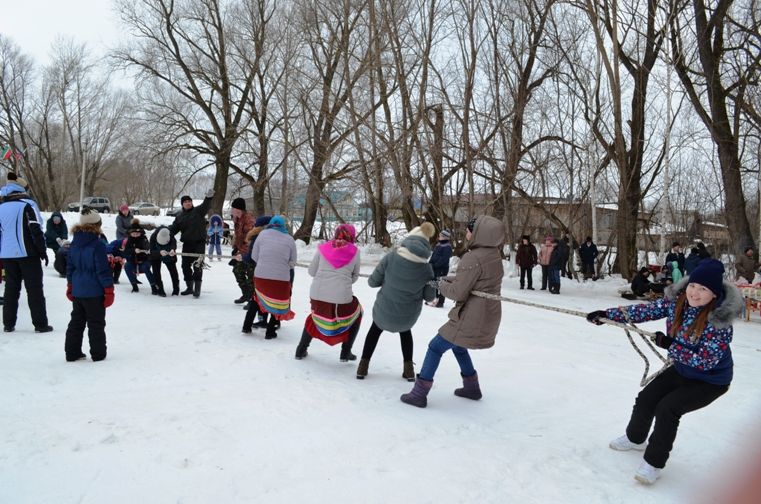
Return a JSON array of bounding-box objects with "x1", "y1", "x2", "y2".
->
[
  {"x1": 250, "y1": 228, "x2": 297, "y2": 282},
  {"x1": 438, "y1": 215, "x2": 505, "y2": 349},
  {"x1": 308, "y1": 247, "x2": 361, "y2": 304},
  {"x1": 735, "y1": 254, "x2": 759, "y2": 283},
  {"x1": 368, "y1": 246, "x2": 436, "y2": 333},
  {"x1": 115, "y1": 212, "x2": 133, "y2": 240}
]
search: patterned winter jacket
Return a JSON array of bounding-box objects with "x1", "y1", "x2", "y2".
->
[{"x1": 604, "y1": 277, "x2": 743, "y2": 385}]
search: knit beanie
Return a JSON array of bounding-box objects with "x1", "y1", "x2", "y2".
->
[
  {"x1": 180, "y1": 195, "x2": 192, "y2": 204},
  {"x1": 128, "y1": 218, "x2": 143, "y2": 233},
  {"x1": 406, "y1": 222, "x2": 436, "y2": 240},
  {"x1": 231, "y1": 197, "x2": 246, "y2": 211},
  {"x1": 119, "y1": 203, "x2": 129, "y2": 213},
  {"x1": 688, "y1": 259, "x2": 725, "y2": 298},
  {"x1": 79, "y1": 208, "x2": 101, "y2": 226},
  {"x1": 156, "y1": 228, "x2": 171, "y2": 246},
  {"x1": 440, "y1": 229, "x2": 451, "y2": 239}
]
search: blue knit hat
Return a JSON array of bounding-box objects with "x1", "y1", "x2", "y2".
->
[
  {"x1": 688, "y1": 259, "x2": 725, "y2": 298},
  {"x1": 254, "y1": 215, "x2": 271, "y2": 227}
]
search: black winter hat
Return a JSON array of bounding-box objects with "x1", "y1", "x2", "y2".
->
[
  {"x1": 688, "y1": 259, "x2": 725, "y2": 298},
  {"x1": 231, "y1": 197, "x2": 246, "y2": 211},
  {"x1": 181, "y1": 195, "x2": 192, "y2": 203}
]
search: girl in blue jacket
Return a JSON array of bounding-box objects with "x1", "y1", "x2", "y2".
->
[
  {"x1": 65, "y1": 209, "x2": 115, "y2": 362},
  {"x1": 586, "y1": 259, "x2": 742, "y2": 485}
]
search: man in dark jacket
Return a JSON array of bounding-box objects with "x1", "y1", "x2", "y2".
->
[
  {"x1": 548, "y1": 238, "x2": 568, "y2": 294},
  {"x1": 665, "y1": 242, "x2": 685, "y2": 274},
  {"x1": 0, "y1": 182, "x2": 52, "y2": 332},
  {"x1": 579, "y1": 236, "x2": 598, "y2": 280},
  {"x1": 44, "y1": 212, "x2": 68, "y2": 253},
  {"x1": 515, "y1": 234, "x2": 537, "y2": 290},
  {"x1": 427, "y1": 229, "x2": 453, "y2": 307},
  {"x1": 630, "y1": 267, "x2": 665, "y2": 297},
  {"x1": 149, "y1": 226, "x2": 180, "y2": 297},
  {"x1": 169, "y1": 190, "x2": 213, "y2": 297}
]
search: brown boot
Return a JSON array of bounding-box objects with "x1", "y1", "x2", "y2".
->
[
  {"x1": 402, "y1": 361, "x2": 415, "y2": 382},
  {"x1": 356, "y1": 358, "x2": 370, "y2": 379}
]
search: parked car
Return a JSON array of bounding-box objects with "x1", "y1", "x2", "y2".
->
[
  {"x1": 166, "y1": 207, "x2": 182, "y2": 217},
  {"x1": 68, "y1": 197, "x2": 111, "y2": 213},
  {"x1": 129, "y1": 202, "x2": 161, "y2": 216}
]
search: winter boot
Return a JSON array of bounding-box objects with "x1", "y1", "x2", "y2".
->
[
  {"x1": 181, "y1": 282, "x2": 194, "y2": 295},
  {"x1": 131, "y1": 283, "x2": 139, "y2": 293},
  {"x1": 400, "y1": 376, "x2": 434, "y2": 408},
  {"x1": 356, "y1": 358, "x2": 370, "y2": 379},
  {"x1": 151, "y1": 284, "x2": 160, "y2": 296},
  {"x1": 609, "y1": 435, "x2": 646, "y2": 452},
  {"x1": 66, "y1": 352, "x2": 87, "y2": 362},
  {"x1": 193, "y1": 280, "x2": 202, "y2": 298},
  {"x1": 295, "y1": 330, "x2": 311, "y2": 360},
  {"x1": 339, "y1": 323, "x2": 359, "y2": 362},
  {"x1": 634, "y1": 460, "x2": 662, "y2": 485},
  {"x1": 157, "y1": 287, "x2": 167, "y2": 297},
  {"x1": 402, "y1": 360, "x2": 415, "y2": 382},
  {"x1": 454, "y1": 372, "x2": 482, "y2": 400},
  {"x1": 264, "y1": 315, "x2": 278, "y2": 339},
  {"x1": 234, "y1": 295, "x2": 248, "y2": 304},
  {"x1": 172, "y1": 282, "x2": 180, "y2": 296}
]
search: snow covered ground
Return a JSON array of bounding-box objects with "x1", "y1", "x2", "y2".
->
[{"x1": 1, "y1": 212, "x2": 760, "y2": 503}]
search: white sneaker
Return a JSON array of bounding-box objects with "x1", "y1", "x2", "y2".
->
[
  {"x1": 634, "y1": 460, "x2": 661, "y2": 485},
  {"x1": 609, "y1": 435, "x2": 646, "y2": 451}
]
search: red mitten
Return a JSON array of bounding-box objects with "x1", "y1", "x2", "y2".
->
[
  {"x1": 66, "y1": 283, "x2": 74, "y2": 301},
  {"x1": 104, "y1": 287, "x2": 115, "y2": 308}
]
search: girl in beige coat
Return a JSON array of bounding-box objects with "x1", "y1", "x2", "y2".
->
[{"x1": 401, "y1": 215, "x2": 505, "y2": 408}]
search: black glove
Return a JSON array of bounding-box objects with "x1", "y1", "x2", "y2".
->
[
  {"x1": 652, "y1": 331, "x2": 674, "y2": 350},
  {"x1": 586, "y1": 310, "x2": 607, "y2": 325},
  {"x1": 42, "y1": 253, "x2": 49, "y2": 266}
]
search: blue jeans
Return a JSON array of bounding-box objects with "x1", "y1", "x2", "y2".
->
[
  {"x1": 125, "y1": 261, "x2": 156, "y2": 286},
  {"x1": 418, "y1": 334, "x2": 476, "y2": 381},
  {"x1": 208, "y1": 242, "x2": 222, "y2": 258}
]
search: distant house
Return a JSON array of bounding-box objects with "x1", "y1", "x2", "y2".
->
[{"x1": 288, "y1": 190, "x2": 360, "y2": 222}]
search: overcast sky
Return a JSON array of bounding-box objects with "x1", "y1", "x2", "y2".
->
[{"x1": 2, "y1": 0, "x2": 121, "y2": 65}]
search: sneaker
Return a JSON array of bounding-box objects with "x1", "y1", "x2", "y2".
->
[
  {"x1": 634, "y1": 460, "x2": 661, "y2": 485},
  {"x1": 609, "y1": 435, "x2": 646, "y2": 452},
  {"x1": 35, "y1": 325, "x2": 54, "y2": 333}
]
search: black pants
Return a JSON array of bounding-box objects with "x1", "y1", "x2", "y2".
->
[
  {"x1": 519, "y1": 266, "x2": 533, "y2": 288},
  {"x1": 540, "y1": 265, "x2": 550, "y2": 290},
  {"x1": 582, "y1": 262, "x2": 595, "y2": 279},
  {"x1": 65, "y1": 297, "x2": 107, "y2": 361},
  {"x1": 112, "y1": 262, "x2": 122, "y2": 283},
  {"x1": 151, "y1": 258, "x2": 180, "y2": 293},
  {"x1": 297, "y1": 318, "x2": 361, "y2": 355},
  {"x1": 626, "y1": 366, "x2": 728, "y2": 468},
  {"x1": 360, "y1": 321, "x2": 413, "y2": 362},
  {"x1": 232, "y1": 261, "x2": 255, "y2": 298},
  {"x1": 181, "y1": 241, "x2": 205, "y2": 285},
  {"x1": 3, "y1": 257, "x2": 48, "y2": 329}
]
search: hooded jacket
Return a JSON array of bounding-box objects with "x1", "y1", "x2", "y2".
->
[
  {"x1": 515, "y1": 236, "x2": 537, "y2": 268},
  {"x1": 67, "y1": 223, "x2": 114, "y2": 298},
  {"x1": 44, "y1": 212, "x2": 68, "y2": 249},
  {"x1": 367, "y1": 223, "x2": 436, "y2": 333},
  {"x1": 0, "y1": 191, "x2": 46, "y2": 259},
  {"x1": 308, "y1": 240, "x2": 361, "y2": 304},
  {"x1": 149, "y1": 225, "x2": 178, "y2": 262},
  {"x1": 604, "y1": 276, "x2": 743, "y2": 385},
  {"x1": 438, "y1": 215, "x2": 505, "y2": 349}
]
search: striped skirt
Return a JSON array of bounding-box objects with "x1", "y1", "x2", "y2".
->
[
  {"x1": 254, "y1": 277, "x2": 295, "y2": 321},
  {"x1": 304, "y1": 297, "x2": 362, "y2": 346}
]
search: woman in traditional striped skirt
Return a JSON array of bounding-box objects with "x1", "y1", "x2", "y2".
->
[
  {"x1": 295, "y1": 223, "x2": 362, "y2": 361},
  {"x1": 249, "y1": 215, "x2": 297, "y2": 339}
]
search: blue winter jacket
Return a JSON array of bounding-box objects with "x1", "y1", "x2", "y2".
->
[
  {"x1": 604, "y1": 277, "x2": 743, "y2": 385},
  {"x1": 429, "y1": 241, "x2": 452, "y2": 277},
  {"x1": 67, "y1": 230, "x2": 114, "y2": 298},
  {"x1": 0, "y1": 193, "x2": 46, "y2": 259}
]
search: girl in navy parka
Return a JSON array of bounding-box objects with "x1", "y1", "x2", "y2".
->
[
  {"x1": 65, "y1": 209, "x2": 115, "y2": 362},
  {"x1": 586, "y1": 259, "x2": 742, "y2": 485}
]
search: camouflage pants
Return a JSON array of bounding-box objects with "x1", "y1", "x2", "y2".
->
[{"x1": 232, "y1": 261, "x2": 255, "y2": 299}]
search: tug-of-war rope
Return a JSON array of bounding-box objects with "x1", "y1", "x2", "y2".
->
[{"x1": 171, "y1": 252, "x2": 672, "y2": 386}]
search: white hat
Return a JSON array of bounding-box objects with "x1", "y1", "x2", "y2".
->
[
  {"x1": 79, "y1": 209, "x2": 101, "y2": 226},
  {"x1": 156, "y1": 228, "x2": 171, "y2": 246}
]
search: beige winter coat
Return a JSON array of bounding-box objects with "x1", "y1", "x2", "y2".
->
[{"x1": 438, "y1": 216, "x2": 505, "y2": 349}]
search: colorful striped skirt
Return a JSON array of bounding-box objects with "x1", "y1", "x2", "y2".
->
[
  {"x1": 304, "y1": 297, "x2": 362, "y2": 346},
  {"x1": 254, "y1": 277, "x2": 295, "y2": 321}
]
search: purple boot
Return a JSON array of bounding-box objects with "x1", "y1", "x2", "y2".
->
[
  {"x1": 454, "y1": 372, "x2": 482, "y2": 400},
  {"x1": 400, "y1": 377, "x2": 433, "y2": 408}
]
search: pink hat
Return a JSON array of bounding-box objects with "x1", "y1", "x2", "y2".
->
[
  {"x1": 119, "y1": 204, "x2": 129, "y2": 213},
  {"x1": 334, "y1": 223, "x2": 356, "y2": 243}
]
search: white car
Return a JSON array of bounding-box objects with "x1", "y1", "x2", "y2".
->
[{"x1": 129, "y1": 202, "x2": 161, "y2": 216}]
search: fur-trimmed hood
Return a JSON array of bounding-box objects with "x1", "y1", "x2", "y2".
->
[
  {"x1": 71, "y1": 223, "x2": 102, "y2": 235},
  {"x1": 245, "y1": 225, "x2": 267, "y2": 243},
  {"x1": 665, "y1": 276, "x2": 744, "y2": 329}
]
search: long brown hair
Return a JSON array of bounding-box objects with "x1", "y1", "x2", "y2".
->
[{"x1": 670, "y1": 292, "x2": 716, "y2": 343}]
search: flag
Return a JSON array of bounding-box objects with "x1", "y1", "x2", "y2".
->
[{"x1": 1, "y1": 146, "x2": 10, "y2": 160}]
